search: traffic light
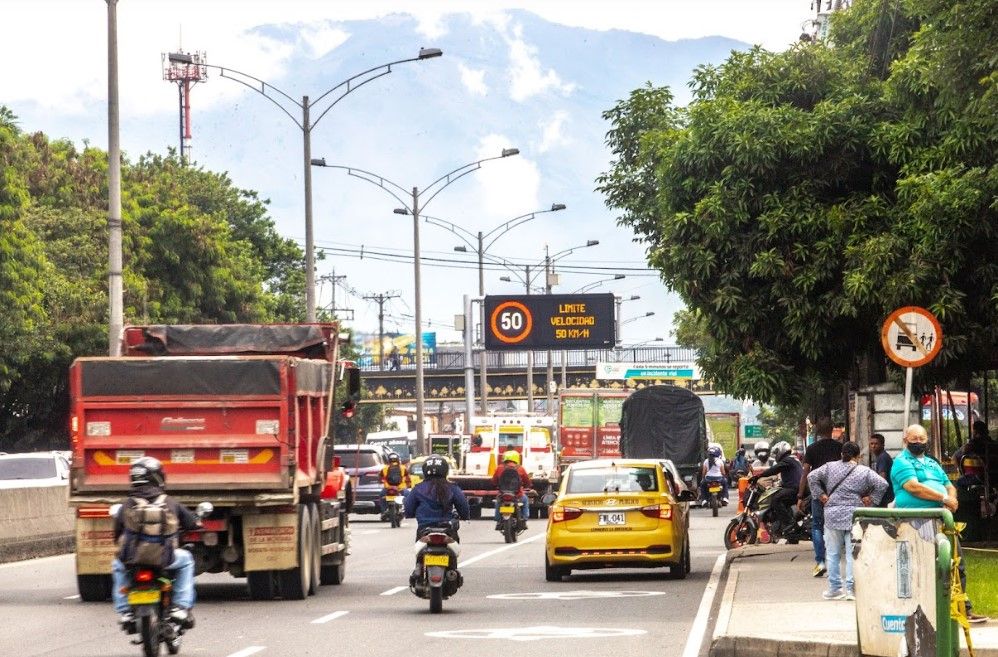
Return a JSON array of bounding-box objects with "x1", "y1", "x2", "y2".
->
[{"x1": 341, "y1": 400, "x2": 356, "y2": 419}]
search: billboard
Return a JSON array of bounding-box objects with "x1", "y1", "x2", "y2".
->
[{"x1": 483, "y1": 293, "x2": 616, "y2": 350}]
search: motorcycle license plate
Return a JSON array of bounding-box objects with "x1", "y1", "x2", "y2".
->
[
  {"x1": 708, "y1": 485, "x2": 722, "y2": 493},
  {"x1": 424, "y1": 554, "x2": 449, "y2": 567},
  {"x1": 598, "y1": 512, "x2": 626, "y2": 526},
  {"x1": 127, "y1": 589, "x2": 161, "y2": 605},
  {"x1": 499, "y1": 505, "x2": 515, "y2": 514},
  {"x1": 394, "y1": 496, "x2": 405, "y2": 503}
]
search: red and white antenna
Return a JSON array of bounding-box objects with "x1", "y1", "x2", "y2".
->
[{"x1": 162, "y1": 49, "x2": 207, "y2": 164}]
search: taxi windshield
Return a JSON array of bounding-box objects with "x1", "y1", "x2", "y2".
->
[{"x1": 566, "y1": 466, "x2": 659, "y2": 494}]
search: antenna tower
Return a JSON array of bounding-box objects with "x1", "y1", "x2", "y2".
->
[{"x1": 162, "y1": 50, "x2": 207, "y2": 164}]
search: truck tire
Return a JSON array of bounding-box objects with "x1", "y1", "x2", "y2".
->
[
  {"x1": 306, "y1": 503, "x2": 321, "y2": 596},
  {"x1": 77, "y1": 574, "x2": 112, "y2": 602},
  {"x1": 469, "y1": 502, "x2": 482, "y2": 520},
  {"x1": 320, "y1": 510, "x2": 348, "y2": 585},
  {"x1": 277, "y1": 505, "x2": 311, "y2": 600},
  {"x1": 247, "y1": 570, "x2": 275, "y2": 600}
]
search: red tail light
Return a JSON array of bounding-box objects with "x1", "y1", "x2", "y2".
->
[
  {"x1": 640, "y1": 504, "x2": 672, "y2": 519},
  {"x1": 135, "y1": 570, "x2": 154, "y2": 583},
  {"x1": 550, "y1": 506, "x2": 583, "y2": 523},
  {"x1": 501, "y1": 494, "x2": 515, "y2": 502},
  {"x1": 341, "y1": 400, "x2": 355, "y2": 419},
  {"x1": 426, "y1": 533, "x2": 449, "y2": 545}
]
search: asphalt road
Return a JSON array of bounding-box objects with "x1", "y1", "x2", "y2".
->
[{"x1": 1, "y1": 504, "x2": 736, "y2": 657}]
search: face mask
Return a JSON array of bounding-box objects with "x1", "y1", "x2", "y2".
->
[{"x1": 907, "y1": 443, "x2": 927, "y2": 456}]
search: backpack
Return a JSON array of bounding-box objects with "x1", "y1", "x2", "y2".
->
[
  {"x1": 119, "y1": 494, "x2": 179, "y2": 568},
  {"x1": 498, "y1": 465, "x2": 522, "y2": 493},
  {"x1": 386, "y1": 464, "x2": 403, "y2": 486}
]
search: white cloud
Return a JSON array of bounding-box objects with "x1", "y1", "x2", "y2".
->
[
  {"x1": 299, "y1": 23, "x2": 350, "y2": 59},
  {"x1": 538, "y1": 111, "x2": 570, "y2": 152},
  {"x1": 504, "y1": 23, "x2": 576, "y2": 102},
  {"x1": 474, "y1": 134, "x2": 540, "y2": 217},
  {"x1": 411, "y1": 9, "x2": 450, "y2": 39},
  {"x1": 458, "y1": 63, "x2": 488, "y2": 95}
]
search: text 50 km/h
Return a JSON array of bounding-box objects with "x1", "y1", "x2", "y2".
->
[{"x1": 555, "y1": 328, "x2": 590, "y2": 339}]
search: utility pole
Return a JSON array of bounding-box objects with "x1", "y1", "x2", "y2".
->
[
  {"x1": 545, "y1": 245, "x2": 555, "y2": 412},
  {"x1": 363, "y1": 292, "x2": 400, "y2": 370}
]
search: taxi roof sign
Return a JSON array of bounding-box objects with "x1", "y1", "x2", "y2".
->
[{"x1": 880, "y1": 306, "x2": 943, "y2": 368}]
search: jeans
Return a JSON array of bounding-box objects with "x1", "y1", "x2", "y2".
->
[
  {"x1": 811, "y1": 497, "x2": 826, "y2": 564},
  {"x1": 824, "y1": 527, "x2": 853, "y2": 593},
  {"x1": 700, "y1": 476, "x2": 729, "y2": 501},
  {"x1": 494, "y1": 493, "x2": 529, "y2": 521},
  {"x1": 113, "y1": 549, "x2": 195, "y2": 614}
]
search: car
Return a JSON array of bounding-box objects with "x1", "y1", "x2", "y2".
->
[
  {"x1": 333, "y1": 444, "x2": 391, "y2": 515},
  {"x1": 544, "y1": 458, "x2": 697, "y2": 582},
  {"x1": 0, "y1": 451, "x2": 71, "y2": 489}
]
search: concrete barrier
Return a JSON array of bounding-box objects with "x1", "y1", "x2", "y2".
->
[{"x1": 0, "y1": 486, "x2": 75, "y2": 563}]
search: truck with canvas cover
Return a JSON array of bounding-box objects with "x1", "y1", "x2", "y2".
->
[
  {"x1": 557, "y1": 389, "x2": 631, "y2": 467},
  {"x1": 450, "y1": 414, "x2": 558, "y2": 519},
  {"x1": 68, "y1": 324, "x2": 360, "y2": 603},
  {"x1": 620, "y1": 385, "x2": 708, "y2": 488}
]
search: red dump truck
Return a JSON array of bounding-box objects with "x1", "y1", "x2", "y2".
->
[{"x1": 68, "y1": 324, "x2": 359, "y2": 602}]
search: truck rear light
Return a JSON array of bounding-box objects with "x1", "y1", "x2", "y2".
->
[
  {"x1": 640, "y1": 504, "x2": 672, "y2": 519},
  {"x1": 77, "y1": 506, "x2": 111, "y2": 519},
  {"x1": 551, "y1": 506, "x2": 583, "y2": 523}
]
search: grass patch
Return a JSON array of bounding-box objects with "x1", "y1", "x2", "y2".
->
[{"x1": 964, "y1": 548, "x2": 998, "y2": 617}]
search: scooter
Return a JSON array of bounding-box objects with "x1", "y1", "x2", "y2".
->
[
  {"x1": 382, "y1": 488, "x2": 404, "y2": 528},
  {"x1": 115, "y1": 501, "x2": 213, "y2": 657},
  {"x1": 495, "y1": 490, "x2": 526, "y2": 543},
  {"x1": 410, "y1": 521, "x2": 463, "y2": 613}
]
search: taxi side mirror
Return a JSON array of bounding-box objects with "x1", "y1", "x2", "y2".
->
[{"x1": 677, "y1": 490, "x2": 697, "y2": 503}]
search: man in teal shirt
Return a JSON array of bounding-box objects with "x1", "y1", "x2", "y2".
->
[{"x1": 891, "y1": 424, "x2": 987, "y2": 623}]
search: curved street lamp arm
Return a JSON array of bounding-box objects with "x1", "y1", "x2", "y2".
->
[
  {"x1": 422, "y1": 215, "x2": 478, "y2": 250},
  {"x1": 418, "y1": 162, "x2": 484, "y2": 211},
  {"x1": 310, "y1": 58, "x2": 414, "y2": 129},
  {"x1": 209, "y1": 65, "x2": 303, "y2": 128},
  {"x1": 481, "y1": 212, "x2": 539, "y2": 252},
  {"x1": 313, "y1": 163, "x2": 411, "y2": 206}
]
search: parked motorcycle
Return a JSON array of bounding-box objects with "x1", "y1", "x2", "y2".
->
[
  {"x1": 495, "y1": 490, "x2": 525, "y2": 543},
  {"x1": 723, "y1": 483, "x2": 811, "y2": 548},
  {"x1": 409, "y1": 521, "x2": 463, "y2": 613},
  {"x1": 115, "y1": 501, "x2": 213, "y2": 657},
  {"x1": 382, "y1": 487, "x2": 404, "y2": 528}
]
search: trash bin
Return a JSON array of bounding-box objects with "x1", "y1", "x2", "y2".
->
[{"x1": 853, "y1": 508, "x2": 959, "y2": 657}]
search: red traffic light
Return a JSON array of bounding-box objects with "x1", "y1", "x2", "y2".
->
[{"x1": 341, "y1": 400, "x2": 356, "y2": 419}]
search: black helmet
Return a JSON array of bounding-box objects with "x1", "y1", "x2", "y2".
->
[
  {"x1": 387, "y1": 452, "x2": 401, "y2": 464},
  {"x1": 422, "y1": 455, "x2": 449, "y2": 479},
  {"x1": 130, "y1": 456, "x2": 165, "y2": 488}
]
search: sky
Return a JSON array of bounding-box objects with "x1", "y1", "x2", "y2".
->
[{"x1": 2, "y1": 1, "x2": 815, "y2": 347}]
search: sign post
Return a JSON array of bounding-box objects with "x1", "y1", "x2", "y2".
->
[{"x1": 880, "y1": 306, "x2": 943, "y2": 427}]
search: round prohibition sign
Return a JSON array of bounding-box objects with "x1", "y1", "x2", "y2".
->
[
  {"x1": 489, "y1": 301, "x2": 533, "y2": 345},
  {"x1": 880, "y1": 306, "x2": 943, "y2": 368}
]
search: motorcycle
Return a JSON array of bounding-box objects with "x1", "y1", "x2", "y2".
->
[
  {"x1": 410, "y1": 521, "x2": 463, "y2": 613},
  {"x1": 704, "y1": 480, "x2": 724, "y2": 517},
  {"x1": 724, "y1": 483, "x2": 811, "y2": 548},
  {"x1": 496, "y1": 490, "x2": 525, "y2": 543},
  {"x1": 382, "y1": 487, "x2": 404, "y2": 528},
  {"x1": 115, "y1": 501, "x2": 213, "y2": 657}
]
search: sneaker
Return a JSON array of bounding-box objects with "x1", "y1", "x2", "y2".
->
[
  {"x1": 822, "y1": 589, "x2": 846, "y2": 600},
  {"x1": 119, "y1": 612, "x2": 136, "y2": 633},
  {"x1": 968, "y1": 613, "x2": 989, "y2": 624},
  {"x1": 169, "y1": 607, "x2": 189, "y2": 624},
  {"x1": 843, "y1": 591, "x2": 856, "y2": 601},
  {"x1": 721, "y1": 498, "x2": 729, "y2": 506},
  {"x1": 495, "y1": 521, "x2": 502, "y2": 531},
  {"x1": 813, "y1": 562, "x2": 827, "y2": 577}
]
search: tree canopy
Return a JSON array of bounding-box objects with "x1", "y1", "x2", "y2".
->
[{"x1": 597, "y1": 0, "x2": 997, "y2": 412}]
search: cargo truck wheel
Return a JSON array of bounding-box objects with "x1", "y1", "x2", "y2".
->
[
  {"x1": 306, "y1": 504, "x2": 321, "y2": 596},
  {"x1": 469, "y1": 503, "x2": 482, "y2": 520},
  {"x1": 247, "y1": 570, "x2": 275, "y2": 600},
  {"x1": 77, "y1": 574, "x2": 112, "y2": 602},
  {"x1": 277, "y1": 505, "x2": 311, "y2": 600}
]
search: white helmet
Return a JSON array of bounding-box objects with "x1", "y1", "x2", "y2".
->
[
  {"x1": 753, "y1": 440, "x2": 771, "y2": 461},
  {"x1": 770, "y1": 441, "x2": 793, "y2": 461}
]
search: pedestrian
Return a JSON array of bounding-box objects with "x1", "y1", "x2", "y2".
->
[
  {"x1": 868, "y1": 433, "x2": 894, "y2": 506},
  {"x1": 388, "y1": 346, "x2": 401, "y2": 371},
  {"x1": 890, "y1": 424, "x2": 988, "y2": 623},
  {"x1": 797, "y1": 417, "x2": 842, "y2": 577},
  {"x1": 808, "y1": 441, "x2": 887, "y2": 601}
]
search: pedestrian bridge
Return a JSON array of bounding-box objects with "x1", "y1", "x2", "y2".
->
[{"x1": 357, "y1": 345, "x2": 714, "y2": 403}]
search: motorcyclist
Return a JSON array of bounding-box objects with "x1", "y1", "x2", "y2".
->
[
  {"x1": 748, "y1": 441, "x2": 803, "y2": 534},
  {"x1": 112, "y1": 457, "x2": 200, "y2": 633},
  {"x1": 700, "y1": 446, "x2": 729, "y2": 506},
  {"x1": 750, "y1": 440, "x2": 778, "y2": 488},
  {"x1": 380, "y1": 452, "x2": 412, "y2": 517},
  {"x1": 403, "y1": 454, "x2": 470, "y2": 540},
  {"x1": 491, "y1": 450, "x2": 532, "y2": 529}
]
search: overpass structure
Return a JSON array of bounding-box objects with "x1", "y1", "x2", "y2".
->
[{"x1": 358, "y1": 345, "x2": 713, "y2": 404}]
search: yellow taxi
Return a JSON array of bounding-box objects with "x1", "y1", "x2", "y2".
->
[
  {"x1": 407, "y1": 455, "x2": 457, "y2": 487},
  {"x1": 545, "y1": 459, "x2": 696, "y2": 581}
]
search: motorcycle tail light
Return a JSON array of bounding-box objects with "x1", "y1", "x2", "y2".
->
[
  {"x1": 426, "y1": 534, "x2": 449, "y2": 546},
  {"x1": 550, "y1": 506, "x2": 583, "y2": 523},
  {"x1": 501, "y1": 494, "x2": 515, "y2": 502},
  {"x1": 135, "y1": 570, "x2": 154, "y2": 583},
  {"x1": 640, "y1": 504, "x2": 672, "y2": 519}
]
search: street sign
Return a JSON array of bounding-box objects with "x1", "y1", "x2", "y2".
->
[
  {"x1": 483, "y1": 294, "x2": 616, "y2": 350},
  {"x1": 880, "y1": 306, "x2": 943, "y2": 368},
  {"x1": 744, "y1": 424, "x2": 764, "y2": 439},
  {"x1": 596, "y1": 361, "x2": 699, "y2": 380}
]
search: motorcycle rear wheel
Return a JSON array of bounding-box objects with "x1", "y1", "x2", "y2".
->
[
  {"x1": 723, "y1": 517, "x2": 758, "y2": 549},
  {"x1": 140, "y1": 615, "x2": 160, "y2": 657},
  {"x1": 503, "y1": 520, "x2": 515, "y2": 544},
  {"x1": 711, "y1": 495, "x2": 719, "y2": 517},
  {"x1": 429, "y1": 586, "x2": 443, "y2": 613}
]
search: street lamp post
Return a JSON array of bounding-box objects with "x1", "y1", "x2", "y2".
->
[
  {"x1": 311, "y1": 149, "x2": 519, "y2": 453},
  {"x1": 168, "y1": 48, "x2": 442, "y2": 322},
  {"x1": 106, "y1": 0, "x2": 123, "y2": 356},
  {"x1": 428, "y1": 203, "x2": 567, "y2": 415}
]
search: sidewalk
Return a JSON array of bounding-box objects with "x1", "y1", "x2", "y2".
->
[{"x1": 709, "y1": 544, "x2": 998, "y2": 657}]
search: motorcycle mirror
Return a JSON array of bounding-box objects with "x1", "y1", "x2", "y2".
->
[
  {"x1": 541, "y1": 492, "x2": 557, "y2": 506},
  {"x1": 108, "y1": 503, "x2": 122, "y2": 517},
  {"x1": 196, "y1": 502, "x2": 214, "y2": 518}
]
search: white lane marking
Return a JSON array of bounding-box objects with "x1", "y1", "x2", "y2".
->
[
  {"x1": 681, "y1": 553, "x2": 726, "y2": 657},
  {"x1": 225, "y1": 647, "x2": 266, "y2": 657},
  {"x1": 426, "y1": 626, "x2": 647, "y2": 641},
  {"x1": 63, "y1": 594, "x2": 80, "y2": 600},
  {"x1": 380, "y1": 586, "x2": 407, "y2": 596},
  {"x1": 459, "y1": 532, "x2": 544, "y2": 568},
  {"x1": 488, "y1": 590, "x2": 665, "y2": 601},
  {"x1": 311, "y1": 610, "x2": 349, "y2": 624},
  {"x1": 712, "y1": 568, "x2": 738, "y2": 641}
]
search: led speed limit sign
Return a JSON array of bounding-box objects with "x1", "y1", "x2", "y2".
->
[{"x1": 489, "y1": 300, "x2": 534, "y2": 345}]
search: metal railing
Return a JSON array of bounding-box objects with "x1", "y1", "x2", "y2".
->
[{"x1": 359, "y1": 346, "x2": 696, "y2": 372}]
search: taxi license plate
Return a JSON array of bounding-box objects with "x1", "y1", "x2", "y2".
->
[
  {"x1": 127, "y1": 589, "x2": 161, "y2": 605},
  {"x1": 708, "y1": 485, "x2": 722, "y2": 493},
  {"x1": 424, "y1": 554, "x2": 449, "y2": 567},
  {"x1": 499, "y1": 505, "x2": 515, "y2": 514},
  {"x1": 598, "y1": 512, "x2": 626, "y2": 526},
  {"x1": 394, "y1": 496, "x2": 405, "y2": 503}
]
